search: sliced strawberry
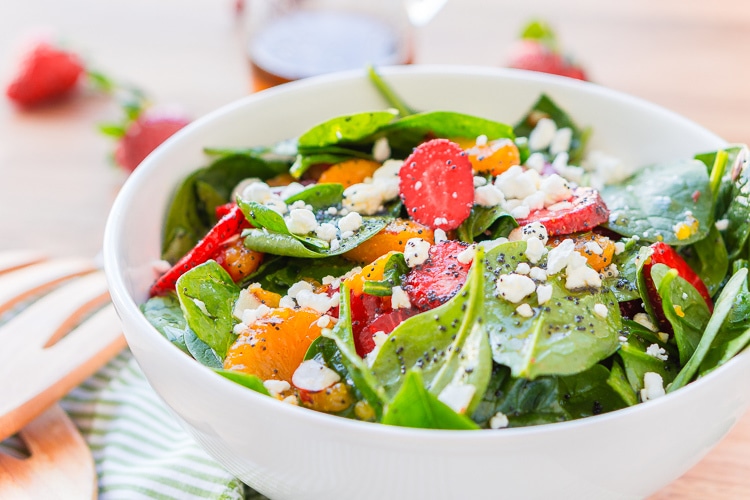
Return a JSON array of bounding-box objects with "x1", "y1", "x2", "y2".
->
[
  {"x1": 6, "y1": 42, "x2": 85, "y2": 107},
  {"x1": 150, "y1": 205, "x2": 251, "y2": 296},
  {"x1": 350, "y1": 293, "x2": 392, "y2": 357},
  {"x1": 399, "y1": 139, "x2": 474, "y2": 231},
  {"x1": 516, "y1": 187, "x2": 609, "y2": 236},
  {"x1": 403, "y1": 240, "x2": 472, "y2": 311},
  {"x1": 642, "y1": 242, "x2": 713, "y2": 332},
  {"x1": 114, "y1": 112, "x2": 190, "y2": 172}
]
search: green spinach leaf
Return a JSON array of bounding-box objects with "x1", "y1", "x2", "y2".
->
[
  {"x1": 176, "y1": 260, "x2": 240, "y2": 359},
  {"x1": 485, "y1": 242, "x2": 622, "y2": 379},
  {"x1": 362, "y1": 252, "x2": 409, "y2": 296},
  {"x1": 141, "y1": 294, "x2": 189, "y2": 354},
  {"x1": 381, "y1": 370, "x2": 479, "y2": 430},
  {"x1": 457, "y1": 205, "x2": 517, "y2": 243},
  {"x1": 214, "y1": 369, "x2": 270, "y2": 395},
  {"x1": 602, "y1": 159, "x2": 713, "y2": 245},
  {"x1": 184, "y1": 329, "x2": 223, "y2": 369},
  {"x1": 681, "y1": 224, "x2": 728, "y2": 297},
  {"x1": 284, "y1": 183, "x2": 344, "y2": 210},
  {"x1": 297, "y1": 110, "x2": 398, "y2": 149}
]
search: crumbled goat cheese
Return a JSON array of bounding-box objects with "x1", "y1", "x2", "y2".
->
[
  {"x1": 496, "y1": 166, "x2": 540, "y2": 200},
  {"x1": 434, "y1": 228, "x2": 448, "y2": 243},
  {"x1": 522, "y1": 191, "x2": 545, "y2": 211},
  {"x1": 496, "y1": 273, "x2": 537, "y2": 303},
  {"x1": 286, "y1": 208, "x2": 318, "y2": 235},
  {"x1": 525, "y1": 237, "x2": 547, "y2": 264},
  {"x1": 640, "y1": 372, "x2": 666, "y2": 401},
  {"x1": 279, "y1": 295, "x2": 296, "y2": 309},
  {"x1": 405, "y1": 238, "x2": 431, "y2": 267},
  {"x1": 715, "y1": 219, "x2": 729, "y2": 231},
  {"x1": 529, "y1": 267, "x2": 548, "y2": 282},
  {"x1": 391, "y1": 286, "x2": 412, "y2": 309},
  {"x1": 593, "y1": 303, "x2": 608, "y2": 318},
  {"x1": 316, "y1": 315, "x2": 332, "y2": 328},
  {"x1": 296, "y1": 290, "x2": 333, "y2": 314},
  {"x1": 546, "y1": 239, "x2": 576, "y2": 275},
  {"x1": 263, "y1": 380, "x2": 291, "y2": 397},
  {"x1": 489, "y1": 412, "x2": 510, "y2": 429},
  {"x1": 457, "y1": 245, "x2": 476, "y2": 265},
  {"x1": 474, "y1": 184, "x2": 505, "y2": 207},
  {"x1": 646, "y1": 343, "x2": 669, "y2": 361},
  {"x1": 536, "y1": 284, "x2": 553, "y2": 305},
  {"x1": 330, "y1": 239, "x2": 341, "y2": 251},
  {"x1": 614, "y1": 241, "x2": 626, "y2": 255},
  {"x1": 433, "y1": 217, "x2": 448, "y2": 227},
  {"x1": 288, "y1": 281, "x2": 314, "y2": 299},
  {"x1": 524, "y1": 152, "x2": 547, "y2": 172},
  {"x1": 549, "y1": 127, "x2": 573, "y2": 156},
  {"x1": 372, "y1": 137, "x2": 391, "y2": 162},
  {"x1": 585, "y1": 241, "x2": 604, "y2": 255},
  {"x1": 473, "y1": 176, "x2": 488, "y2": 187},
  {"x1": 315, "y1": 222, "x2": 338, "y2": 241},
  {"x1": 292, "y1": 359, "x2": 341, "y2": 392},
  {"x1": 516, "y1": 303, "x2": 534, "y2": 318},
  {"x1": 528, "y1": 118, "x2": 557, "y2": 151},
  {"x1": 238, "y1": 180, "x2": 271, "y2": 203},
  {"x1": 192, "y1": 298, "x2": 209, "y2": 316},
  {"x1": 515, "y1": 262, "x2": 531, "y2": 275},
  {"x1": 539, "y1": 174, "x2": 572, "y2": 206},
  {"x1": 510, "y1": 205, "x2": 531, "y2": 220},
  {"x1": 476, "y1": 134, "x2": 488, "y2": 146},
  {"x1": 438, "y1": 383, "x2": 476, "y2": 414},
  {"x1": 634, "y1": 313, "x2": 657, "y2": 332},
  {"x1": 365, "y1": 331, "x2": 390, "y2": 366},
  {"x1": 565, "y1": 252, "x2": 602, "y2": 290}
]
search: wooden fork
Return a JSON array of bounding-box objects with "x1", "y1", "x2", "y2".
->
[{"x1": 0, "y1": 250, "x2": 126, "y2": 497}]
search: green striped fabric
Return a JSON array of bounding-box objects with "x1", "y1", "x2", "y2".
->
[{"x1": 1, "y1": 350, "x2": 267, "y2": 499}]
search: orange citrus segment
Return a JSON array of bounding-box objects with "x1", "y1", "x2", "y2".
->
[{"x1": 343, "y1": 218, "x2": 434, "y2": 265}]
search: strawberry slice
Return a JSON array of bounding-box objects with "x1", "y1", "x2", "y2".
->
[
  {"x1": 399, "y1": 139, "x2": 474, "y2": 231},
  {"x1": 516, "y1": 187, "x2": 609, "y2": 236},
  {"x1": 150, "y1": 204, "x2": 250, "y2": 296},
  {"x1": 642, "y1": 242, "x2": 713, "y2": 332},
  {"x1": 403, "y1": 240, "x2": 472, "y2": 311}
]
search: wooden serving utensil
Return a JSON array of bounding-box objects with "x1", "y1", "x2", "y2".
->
[{"x1": 0, "y1": 250, "x2": 126, "y2": 497}]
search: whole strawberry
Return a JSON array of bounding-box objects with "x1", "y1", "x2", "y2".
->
[
  {"x1": 6, "y1": 42, "x2": 85, "y2": 106},
  {"x1": 113, "y1": 112, "x2": 190, "y2": 172},
  {"x1": 507, "y1": 20, "x2": 588, "y2": 81}
]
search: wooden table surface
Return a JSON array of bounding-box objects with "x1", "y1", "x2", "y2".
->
[{"x1": 1, "y1": 0, "x2": 749, "y2": 497}]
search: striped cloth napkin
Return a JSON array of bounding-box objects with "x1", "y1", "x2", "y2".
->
[{"x1": 1, "y1": 350, "x2": 267, "y2": 499}]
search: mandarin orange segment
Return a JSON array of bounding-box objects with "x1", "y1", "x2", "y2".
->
[
  {"x1": 454, "y1": 137, "x2": 521, "y2": 176},
  {"x1": 343, "y1": 251, "x2": 397, "y2": 295},
  {"x1": 248, "y1": 287, "x2": 281, "y2": 308},
  {"x1": 265, "y1": 172, "x2": 295, "y2": 187},
  {"x1": 343, "y1": 218, "x2": 435, "y2": 265},
  {"x1": 215, "y1": 238, "x2": 264, "y2": 282},
  {"x1": 317, "y1": 159, "x2": 381, "y2": 188},
  {"x1": 223, "y1": 308, "x2": 323, "y2": 383},
  {"x1": 550, "y1": 232, "x2": 616, "y2": 272},
  {"x1": 299, "y1": 382, "x2": 354, "y2": 413}
]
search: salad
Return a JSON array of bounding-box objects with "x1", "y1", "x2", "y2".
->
[{"x1": 143, "y1": 70, "x2": 750, "y2": 430}]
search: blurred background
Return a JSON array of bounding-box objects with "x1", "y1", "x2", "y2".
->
[{"x1": 1, "y1": 0, "x2": 750, "y2": 497}]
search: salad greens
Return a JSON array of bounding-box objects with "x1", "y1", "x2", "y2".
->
[{"x1": 142, "y1": 70, "x2": 750, "y2": 431}]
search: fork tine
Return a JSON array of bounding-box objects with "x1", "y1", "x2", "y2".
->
[{"x1": 0, "y1": 258, "x2": 95, "y2": 317}]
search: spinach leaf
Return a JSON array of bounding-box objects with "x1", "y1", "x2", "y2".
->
[
  {"x1": 367, "y1": 65, "x2": 417, "y2": 117},
  {"x1": 651, "y1": 264, "x2": 710, "y2": 365},
  {"x1": 289, "y1": 148, "x2": 375, "y2": 178},
  {"x1": 284, "y1": 183, "x2": 344, "y2": 210},
  {"x1": 204, "y1": 137, "x2": 298, "y2": 164},
  {"x1": 297, "y1": 110, "x2": 398, "y2": 149},
  {"x1": 485, "y1": 242, "x2": 622, "y2": 379},
  {"x1": 370, "y1": 247, "x2": 490, "y2": 410},
  {"x1": 603, "y1": 236, "x2": 642, "y2": 302},
  {"x1": 184, "y1": 329, "x2": 223, "y2": 369},
  {"x1": 681, "y1": 224, "x2": 728, "y2": 297},
  {"x1": 607, "y1": 359, "x2": 638, "y2": 407},
  {"x1": 362, "y1": 252, "x2": 409, "y2": 296},
  {"x1": 141, "y1": 294, "x2": 189, "y2": 354},
  {"x1": 457, "y1": 205, "x2": 517, "y2": 243},
  {"x1": 720, "y1": 147, "x2": 750, "y2": 259},
  {"x1": 382, "y1": 111, "x2": 514, "y2": 156},
  {"x1": 669, "y1": 268, "x2": 748, "y2": 392},
  {"x1": 618, "y1": 331, "x2": 678, "y2": 397},
  {"x1": 322, "y1": 282, "x2": 387, "y2": 416},
  {"x1": 513, "y1": 94, "x2": 589, "y2": 163},
  {"x1": 381, "y1": 370, "x2": 479, "y2": 430},
  {"x1": 242, "y1": 213, "x2": 388, "y2": 258},
  {"x1": 248, "y1": 256, "x2": 357, "y2": 296},
  {"x1": 214, "y1": 369, "x2": 270, "y2": 396},
  {"x1": 602, "y1": 159, "x2": 713, "y2": 245},
  {"x1": 175, "y1": 260, "x2": 240, "y2": 359},
  {"x1": 700, "y1": 263, "x2": 750, "y2": 376},
  {"x1": 162, "y1": 153, "x2": 289, "y2": 262}
]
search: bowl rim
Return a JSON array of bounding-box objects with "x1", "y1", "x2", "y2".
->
[{"x1": 104, "y1": 64, "x2": 742, "y2": 441}]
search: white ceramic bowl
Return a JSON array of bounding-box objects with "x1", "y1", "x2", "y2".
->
[{"x1": 104, "y1": 66, "x2": 750, "y2": 500}]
